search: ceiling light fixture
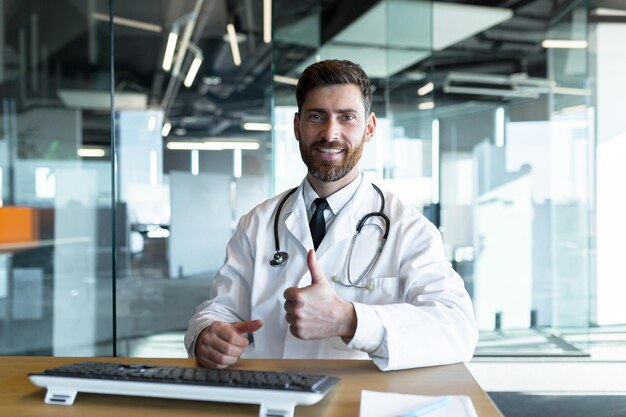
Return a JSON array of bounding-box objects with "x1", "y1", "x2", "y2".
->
[
  {"x1": 162, "y1": 11, "x2": 198, "y2": 73},
  {"x1": 167, "y1": 141, "x2": 260, "y2": 151},
  {"x1": 161, "y1": 122, "x2": 172, "y2": 137},
  {"x1": 233, "y1": 149, "x2": 242, "y2": 178},
  {"x1": 552, "y1": 86, "x2": 590, "y2": 96},
  {"x1": 495, "y1": 106, "x2": 505, "y2": 148},
  {"x1": 184, "y1": 43, "x2": 203, "y2": 87},
  {"x1": 243, "y1": 122, "x2": 272, "y2": 131},
  {"x1": 227, "y1": 23, "x2": 242, "y2": 66},
  {"x1": 263, "y1": 0, "x2": 272, "y2": 43},
  {"x1": 202, "y1": 76, "x2": 222, "y2": 85},
  {"x1": 431, "y1": 119, "x2": 440, "y2": 205},
  {"x1": 417, "y1": 82, "x2": 434, "y2": 96},
  {"x1": 418, "y1": 101, "x2": 435, "y2": 110},
  {"x1": 191, "y1": 149, "x2": 199, "y2": 176},
  {"x1": 147, "y1": 115, "x2": 157, "y2": 131},
  {"x1": 541, "y1": 39, "x2": 588, "y2": 49},
  {"x1": 92, "y1": 12, "x2": 162, "y2": 33},
  {"x1": 162, "y1": 30, "x2": 179, "y2": 71},
  {"x1": 443, "y1": 72, "x2": 552, "y2": 98},
  {"x1": 77, "y1": 148, "x2": 106, "y2": 158},
  {"x1": 273, "y1": 74, "x2": 299, "y2": 86}
]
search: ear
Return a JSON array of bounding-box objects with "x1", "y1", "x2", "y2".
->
[
  {"x1": 293, "y1": 112, "x2": 301, "y2": 141},
  {"x1": 364, "y1": 112, "x2": 376, "y2": 142}
]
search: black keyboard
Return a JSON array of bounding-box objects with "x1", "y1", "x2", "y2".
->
[{"x1": 29, "y1": 361, "x2": 340, "y2": 417}]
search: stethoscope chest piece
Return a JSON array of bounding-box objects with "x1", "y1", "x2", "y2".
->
[
  {"x1": 268, "y1": 183, "x2": 389, "y2": 282},
  {"x1": 269, "y1": 251, "x2": 289, "y2": 267}
]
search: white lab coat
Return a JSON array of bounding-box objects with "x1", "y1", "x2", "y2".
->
[{"x1": 185, "y1": 176, "x2": 478, "y2": 371}]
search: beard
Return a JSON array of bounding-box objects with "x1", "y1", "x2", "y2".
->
[{"x1": 299, "y1": 135, "x2": 366, "y2": 182}]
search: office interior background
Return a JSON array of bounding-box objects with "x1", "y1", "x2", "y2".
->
[{"x1": 1, "y1": 0, "x2": 625, "y2": 367}]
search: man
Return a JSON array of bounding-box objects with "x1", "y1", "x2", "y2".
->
[{"x1": 185, "y1": 60, "x2": 478, "y2": 371}]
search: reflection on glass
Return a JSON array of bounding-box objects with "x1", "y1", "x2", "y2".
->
[
  {"x1": 437, "y1": 1, "x2": 593, "y2": 355},
  {"x1": 0, "y1": 0, "x2": 113, "y2": 356},
  {"x1": 114, "y1": 0, "x2": 273, "y2": 357}
]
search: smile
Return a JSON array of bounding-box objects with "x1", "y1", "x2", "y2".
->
[{"x1": 318, "y1": 148, "x2": 343, "y2": 154}]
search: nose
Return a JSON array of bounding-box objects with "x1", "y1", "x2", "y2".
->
[{"x1": 321, "y1": 118, "x2": 341, "y2": 141}]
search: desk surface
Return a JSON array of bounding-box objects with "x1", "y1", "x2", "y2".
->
[{"x1": 0, "y1": 357, "x2": 502, "y2": 417}]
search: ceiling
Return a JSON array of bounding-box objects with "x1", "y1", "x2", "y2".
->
[{"x1": 4, "y1": 0, "x2": 626, "y2": 147}]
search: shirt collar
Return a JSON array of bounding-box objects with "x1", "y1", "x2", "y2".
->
[{"x1": 302, "y1": 173, "x2": 363, "y2": 216}]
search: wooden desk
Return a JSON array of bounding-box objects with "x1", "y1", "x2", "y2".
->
[{"x1": 0, "y1": 357, "x2": 502, "y2": 417}]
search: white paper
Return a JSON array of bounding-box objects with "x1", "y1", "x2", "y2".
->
[{"x1": 359, "y1": 390, "x2": 478, "y2": 417}]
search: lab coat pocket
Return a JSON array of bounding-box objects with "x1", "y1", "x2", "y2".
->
[{"x1": 334, "y1": 276, "x2": 401, "y2": 305}]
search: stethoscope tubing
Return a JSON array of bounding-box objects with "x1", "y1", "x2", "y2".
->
[{"x1": 269, "y1": 183, "x2": 388, "y2": 276}]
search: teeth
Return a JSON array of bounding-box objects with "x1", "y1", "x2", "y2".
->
[{"x1": 319, "y1": 148, "x2": 342, "y2": 154}]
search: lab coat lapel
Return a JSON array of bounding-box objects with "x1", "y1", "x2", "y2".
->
[{"x1": 283, "y1": 183, "x2": 313, "y2": 253}]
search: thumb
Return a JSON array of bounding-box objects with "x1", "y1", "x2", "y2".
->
[
  {"x1": 307, "y1": 249, "x2": 327, "y2": 285},
  {"x1": 233, "y1": 319, "x2": 263, "y2": 334}
]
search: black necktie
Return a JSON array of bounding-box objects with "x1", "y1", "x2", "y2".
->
[{"x1": 309, "y1": 198, "x2": 328, "y2": 250}]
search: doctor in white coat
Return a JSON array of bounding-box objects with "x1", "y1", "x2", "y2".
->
[{"x1": 185, "y1": 59, "x2": 478, "y2": 371}]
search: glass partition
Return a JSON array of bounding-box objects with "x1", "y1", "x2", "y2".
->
[
  {"x1": 436, "y1": 0, "x2": 593, "y2": 356},
  {"x1": 112, "y1": 0, "x2": 273, "y2": 357},
  {"x1": 0, "y1": 0, "x2": 114, "y2": 355},
  {"x1": 273, "y1": 0, "x2": 434, "y2": 211}
]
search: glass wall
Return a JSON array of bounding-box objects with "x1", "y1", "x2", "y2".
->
[
  {"x1": 437, "y1": 0, "x2": 593, "y2": 356},
  {"x1": 0, "y1": 0, "x2": 114, "y2": 355},
  {"x1": 4, "y1": 0, "x2": 626, "y2": 360},
  {"x1": 273, "y1": 0, "x2": 436, "y2": 211},
  {"x1": 112, "y1": 0, "x2": 273, "y2": 356}
]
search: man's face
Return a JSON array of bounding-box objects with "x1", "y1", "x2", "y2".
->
[{"x1": 294, "y1": 84, "x2": 376, "y2": 182}]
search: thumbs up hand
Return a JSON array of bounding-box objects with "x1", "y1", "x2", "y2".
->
[{"x1": 283, "y1": 249, "x2": 357, "y2": 340}]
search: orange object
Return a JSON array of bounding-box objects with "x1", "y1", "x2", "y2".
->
[{"x1": 0, "y1": 206, "x2": 40, "y2": 245}]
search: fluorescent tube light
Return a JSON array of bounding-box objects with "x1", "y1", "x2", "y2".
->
[
  {"x1": 591, "y1": 7, "x2": 626, "y2": 16},
  {"x1": 92, "y1": 12, "x2": 162, "y2": 33},
  {"x1": 227, "y1": 24, "x2": 242, "y2": 66},
  {"x1": 418, "y1": 101, "x2": 435, "y2": 110},
  {"x1": 555, "y1": 104, "x2": 587, "y2": 116},
  {"x1": 417, "y1": 82, "x2": 434, "y2": 96},
  {"x1": 431, "y1": 119, "x2": 440, "y2": 205},
  {"x1": 184, "y1": 56, "x2": 202, "y2": 87},
  {"x1": 191, "y1": 149, "x2": 199, "y2": 176},
  {"x1": 243, "y1": 122, "x2": 272, "y2": 131},
  {"x1": 273, "y1": 75, "x2": 299, "y2": 85},
  {"x1": 162, "y1": 31, "x2": 178, "y2": 71},
  {"x1": 161, "y1": 122, "x2": 172, "y2": 137},
  {"x1": 167, "y1": 141, "x2": 260, "y2": 151},
  {"x1": 234, "y1": 149, "x2": 242, "y2": 178},
  {"x1": 147, "y1": 115, "x2": 157, "y2": 131},
  {"x1": 495, "y1": 106, "x2": 505, "y2": 147},
  {"x1": 263, "y1": 0, "x2": 272, "y2": 43},
  {"x1": 77, "y1": 148, "x2": 106, "y2": 158},
  {"x1": 552, "y1": 86, "x2": 590, "y2": 96},
  {"x1": 541, "y1": 39, "x2": 588, "y2": 49}
]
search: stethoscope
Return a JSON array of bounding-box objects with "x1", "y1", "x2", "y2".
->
[{"x1": 269, "y1": 184, "x2": 390, "y2": 289}]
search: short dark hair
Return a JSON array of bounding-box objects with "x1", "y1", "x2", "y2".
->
[{"x1": 295, "y1": 59, "x2": 372, "y2": 114}]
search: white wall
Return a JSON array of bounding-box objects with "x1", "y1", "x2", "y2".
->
[{"x1": 593, "y1": 23, "x2": 626, "y2": 325}]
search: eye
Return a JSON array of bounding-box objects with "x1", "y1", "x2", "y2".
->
[
  {"x1": 343, "y1": 114, "x2": 356, "y2": 121},
  {"x1": 309, "y1": 113, "x2": 323, "y2": 121}
]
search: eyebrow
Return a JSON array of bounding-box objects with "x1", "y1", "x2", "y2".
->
[{"x1": 304, "y1": 108, "x2": 359, "y2": 114}]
